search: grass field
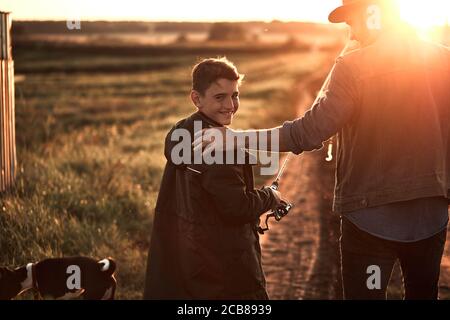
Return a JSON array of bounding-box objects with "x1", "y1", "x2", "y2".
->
[{"x1": 0, "y1": 41, "x2": 335, "y2": 299}]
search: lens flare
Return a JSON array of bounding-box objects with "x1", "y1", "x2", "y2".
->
[{"x1": 396, "y1": 0, "x2": 450, "y2": 41}]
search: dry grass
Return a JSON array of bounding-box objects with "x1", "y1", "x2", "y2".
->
[{"x1": 0, "y1": 42, "x2": 331, "y2": 299}]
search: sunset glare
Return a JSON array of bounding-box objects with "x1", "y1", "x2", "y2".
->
[{"x1": 1, "y1": 0, "x2": 447, "y2": 27}]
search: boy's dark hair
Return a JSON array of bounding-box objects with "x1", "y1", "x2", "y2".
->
[{"x1": 192, "y1": 57, "x2": 244, "y2": 95}]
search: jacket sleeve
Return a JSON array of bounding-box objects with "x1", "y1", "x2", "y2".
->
[
  {"x1": 280, "y1": 57, "x2": 358, "y2": 154},
  {"x1": 201, "y1": 165, "x2": 277, "y2": 226}
]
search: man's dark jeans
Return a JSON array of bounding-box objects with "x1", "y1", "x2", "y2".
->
[{"x1": 340, "y1": 217, "x2": 447, "y2": 300}]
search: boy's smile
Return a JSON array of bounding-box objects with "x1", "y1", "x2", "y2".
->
[{"x1": 192, "y1": 78, "x2": 239, "y2": 126}]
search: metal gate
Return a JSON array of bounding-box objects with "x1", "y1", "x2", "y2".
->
[{"x1": 0, "y1": 11, "x2": 16, "y2": 192}]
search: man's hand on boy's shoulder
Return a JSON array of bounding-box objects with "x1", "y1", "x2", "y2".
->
[{"x1": 193, "y1": 126, "x2": 236, "y2": 154}]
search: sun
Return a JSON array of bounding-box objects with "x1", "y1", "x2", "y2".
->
[
  {"x1": 395, "y1": 0, "x2": 450, "y2": 41},
  {"x1": 396, "y1": 0, "x2": 449, "y2": 39}
]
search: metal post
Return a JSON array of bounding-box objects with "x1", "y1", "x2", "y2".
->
[{"x1": 0, "y1": 12, "x2": 16, "y2": 193}]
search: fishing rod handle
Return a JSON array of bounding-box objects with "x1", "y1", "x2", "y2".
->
[{"x1": 270, "y1": 181, "x2": 279, "y2": 191}]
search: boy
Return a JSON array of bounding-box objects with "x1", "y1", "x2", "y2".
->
[{"x1": 143, "y1": 57, "x2": 282, "y2": 299}]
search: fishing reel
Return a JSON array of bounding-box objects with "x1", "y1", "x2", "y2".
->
[{"x1": 257, "y1": 181, "x2": 294, "y2": 235}]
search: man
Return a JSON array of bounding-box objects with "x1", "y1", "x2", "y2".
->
[
  {"x1": 143, "y1": 57, "x2": 282, "y2": 299},
  {"x1": 195, "y1": 0, "x2": 450, "y2": 299}
]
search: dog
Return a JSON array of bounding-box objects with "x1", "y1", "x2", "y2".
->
[{"x1": 0, "y1": 256, "x2": 116, "y2": 300}]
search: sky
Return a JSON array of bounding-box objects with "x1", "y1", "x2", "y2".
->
[
  {"x1": 1, "y1": 0, "x2": 341, "y2": 22},
  {"x1": 1, "y1": 0, "x2": 449, "y2": 26}
]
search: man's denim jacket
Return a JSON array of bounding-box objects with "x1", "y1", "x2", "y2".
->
[{"x1": 281, "y1": 31, "x2": 450, "y2": 213}]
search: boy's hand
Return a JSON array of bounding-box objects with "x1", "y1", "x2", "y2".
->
[
  {"x1": 270, "y1": 188, "x2": 282, "y2": 203},
  {"x1": 267, "y1": 188, "x2": 285, "y2": 209}
]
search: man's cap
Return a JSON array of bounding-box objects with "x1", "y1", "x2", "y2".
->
[{"x1": 328, "y1": 0, "x2": 386, "y2": 23}]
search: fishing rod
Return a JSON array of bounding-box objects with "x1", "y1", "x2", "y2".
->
[
  {"x1": 257, "y1": 155, "x2": 293, "y2": 234},
  {"x1": 257, "y1": 41, "x2": 354, "y2": 235}
]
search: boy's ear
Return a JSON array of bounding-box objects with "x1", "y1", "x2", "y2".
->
[{"x1": 190, "y1": 90, "x2": 202, "y2": 109}]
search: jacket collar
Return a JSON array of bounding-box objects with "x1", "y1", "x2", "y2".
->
[{"x1": 193, "y1": 111, "x2": 224, "y2": 128}]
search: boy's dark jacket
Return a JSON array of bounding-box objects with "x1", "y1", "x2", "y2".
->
[{"x1": 143, "y1": 112, "x2": 277, "y2": 299}]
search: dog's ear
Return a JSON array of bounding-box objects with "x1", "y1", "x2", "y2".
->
[
  {"x1": 0, "y1": 267, "x2": 10, "y2": 279},
  {"x1": 0, "y1": 267, "x2": 13, "y2": 280}
]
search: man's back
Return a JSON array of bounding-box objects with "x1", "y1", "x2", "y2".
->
[
  {"x1": 280, "y1": 30, "x2": 449, "y2": 212},
  {"x1": 333, "y1": 30, "x2": 450, "y2": 212}
]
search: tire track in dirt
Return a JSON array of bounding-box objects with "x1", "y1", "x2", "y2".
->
[{"x1": 260, "y1": 66, "x2": 342, "y2": 300}]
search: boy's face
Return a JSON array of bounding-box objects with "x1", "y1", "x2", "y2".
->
[{"x1": 191, "y1": 78, "x2": 239, "y2": 126}]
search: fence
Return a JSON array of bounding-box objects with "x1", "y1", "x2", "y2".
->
[{"x1": 0, "y1": 11, "x2": 16, "y2": 192}]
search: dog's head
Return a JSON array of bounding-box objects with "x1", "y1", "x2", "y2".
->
[{"x1": 0, "y1": 267, "x2": 24, "y2": 300}]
